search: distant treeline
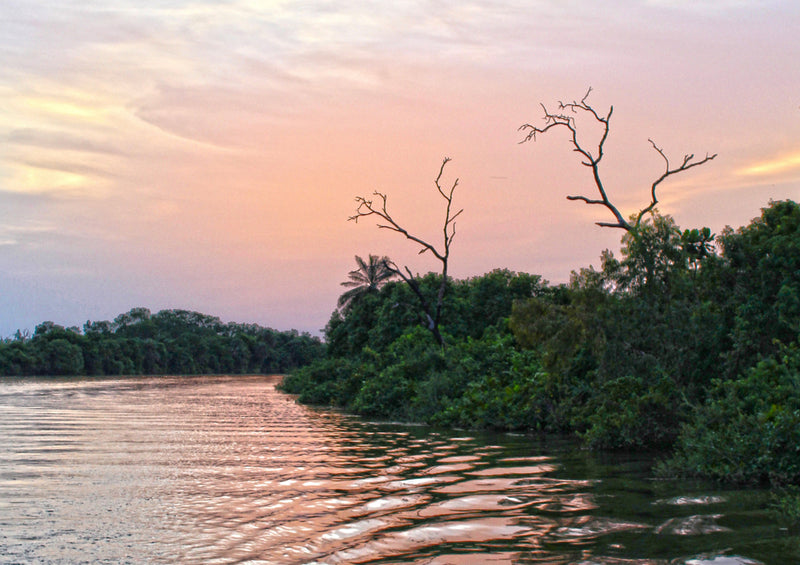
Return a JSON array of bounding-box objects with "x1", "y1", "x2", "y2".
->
[
  {"x1": 0, "y1": 308, "x2": 324, "y2": 377},
  {"x1": 282, "y1": 200, "x2": 800, "y2": 487}
]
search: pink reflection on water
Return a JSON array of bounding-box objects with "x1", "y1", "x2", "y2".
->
[
  {"x1": 468, "y1": 464, "x2": 558, "y2": 476},
  {"x1": 323, "y1": 516, "x2": 558, "y2": 564},
  {"x1": 0, "y1": 375, "x2": 772, "y2": 565}
]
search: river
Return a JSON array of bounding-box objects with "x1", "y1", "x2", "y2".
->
[{"x1": 0, "y1": 375, "x2": 796, "y2": 564}]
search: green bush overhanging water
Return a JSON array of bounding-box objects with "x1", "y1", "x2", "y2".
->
[{"x1": 282, "y1": 199, "x2": 800, "y2": 491}]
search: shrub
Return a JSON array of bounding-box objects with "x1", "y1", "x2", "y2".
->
[{"x1": 660, "y1": 341, "x2": 800, "y2": 484}]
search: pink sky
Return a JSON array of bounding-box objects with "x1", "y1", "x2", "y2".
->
[{"x1": 1, "y1": 1, "x2": 799, "y2": 336}]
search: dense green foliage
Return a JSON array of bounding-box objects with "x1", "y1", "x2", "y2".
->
[
  {"x1": 660, "y1": 341, "x2": 800, "y2": 485},
  {"x1": 0, "y1": 308, "x2": 324, "y2": 377},
  {"x1": 662, "y1": 200, "x2": 800, "y2": 485},
  {"x1": 283, "y1": 200, "x2": 800, "y2": 486},
  {"x1": 281, "y1": 269, "x2": 545, "y2": 423}
]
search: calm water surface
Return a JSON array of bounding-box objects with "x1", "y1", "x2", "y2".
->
[{"x1": 0, "y1": 375, "x2": 797, "y2": 564}]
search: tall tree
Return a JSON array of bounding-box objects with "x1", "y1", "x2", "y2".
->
[
  {"x1": 337, "y1": 254, "x2": 397, "y2": 310},
  {"x1": 519, "y1": 88, "x2": 716, "y2": 231},
  {"x1": 349, "y1": 157, "x2": 463, "y2": 347}
]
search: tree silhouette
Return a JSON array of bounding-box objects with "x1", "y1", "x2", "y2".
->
[
  {"x1": 519, "y1": 88, "x2": 716, "y2": 231},
  {"x1": 349, "y1": 158, "x2": 463, "y2": 347},
  {"x1": 337, "y1": 254, "x2": 397, "y2": 310}
]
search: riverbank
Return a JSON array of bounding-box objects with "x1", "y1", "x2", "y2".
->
[{"x1": 283, "y1": 201, "x2": 800, "y2": 491}]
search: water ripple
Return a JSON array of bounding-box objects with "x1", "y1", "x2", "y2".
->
[{"x1": 0, "y1": 375, "x2": 782, "y2": 564}]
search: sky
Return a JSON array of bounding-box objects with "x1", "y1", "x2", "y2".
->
[{"x1": 0, "y1": 0, "x2": 798, "y2": 337}]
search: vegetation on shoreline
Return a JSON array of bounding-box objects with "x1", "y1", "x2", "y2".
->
[
  {"x1": 5, "y1": 86, "x2": 798, "y2": 498},
  {"x1": 0, "y1": 308, "x2": 324, "y2": 377},
  {"x1": 282, "y1": 199, "x2": 800, "y2": 489},
  {"x1": 284, "y1": 90, "x2": 800, "y2": 494}
]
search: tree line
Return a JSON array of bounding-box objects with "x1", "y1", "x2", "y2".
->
[
  {"x1": 0, "y1": 307, "x2": 324, "y2": 377},
  {"x1": 282, "y1": 89, "x2": 800, "y2": 489},
  {"x1": 282, "y1": 200, "x2": 800, "y2": 487}
]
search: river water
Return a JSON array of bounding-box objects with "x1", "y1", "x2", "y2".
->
[{"x1": 0, "y1": 375, "x2": 796, "y2": 564}]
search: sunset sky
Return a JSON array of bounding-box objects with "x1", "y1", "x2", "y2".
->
[{"x1": 1, "y1": 1, "x2": 798, "y2": 337}]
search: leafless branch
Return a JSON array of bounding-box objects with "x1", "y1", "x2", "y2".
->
[
  {"x1": 635, "y1": 139, "x2": 717, "y2": 226},
  {"x1": 349, "y1": 157, "x2": 463, "y2": 265},
  {"x1": 350, "y1": 191, "x2": 446, "y2": 262},
  {"x1": 520, "y1": 88, "x2": 716, "y2": 231},
  {"x1": 349, "y1": 157, "x2": 462, "y2": 347}
]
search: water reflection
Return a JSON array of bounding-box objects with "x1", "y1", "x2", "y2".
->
[{"x1": 0, "y1": 376, "x2": 795, "y2": 564}]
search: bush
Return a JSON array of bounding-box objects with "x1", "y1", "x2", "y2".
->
[
  {"x1": 432, "y1": 328, "x2": 547, "y2": 430},
  {"x1": 279, "y1": 357, "x2": 368, "y2": 406},
  {"x1": 352, "y1": 371, "x2": 414, "y2": 419},
  {"x1": 660, "y1": 341, "x2": 800, "y2": 485},
  {"x1": 580, "y1": 373, "x2": 681, "y2": 450}
]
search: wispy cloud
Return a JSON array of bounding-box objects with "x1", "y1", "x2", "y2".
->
[
  {"x1": 0, "y1": 0, "x2": 797, "y2": 336},
  {"x1": 737, "y1": 152, "x2": 800, "y2": 178},
  {"x1": 644, "y1": 0, "x2": 764, "y2": 12},
  {"x1": 0, "y1": 221, "x2": 57, "y2": 247},
  {"x1": 7, "y1": 128, "x2": 124, "y2": 155}
]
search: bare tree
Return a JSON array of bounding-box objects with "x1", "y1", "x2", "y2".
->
[
  {"x1": 518, "y1": 88, "x2": 717, "y2": 231},
  {"x1": 349, "y1": 157, "x2": 463, "y2": 347}
]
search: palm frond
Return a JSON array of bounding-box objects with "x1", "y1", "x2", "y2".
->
[{"x1": 337, "y1": 254, "x2": 398, "y2": 309}]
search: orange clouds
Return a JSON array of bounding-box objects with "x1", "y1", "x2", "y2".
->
[
  {"x1": 0, "y1": 0, "x2": 798, "y2": 336},
  {"x1": 737, "y1": 152, "x2": 800, "y2": 178}
]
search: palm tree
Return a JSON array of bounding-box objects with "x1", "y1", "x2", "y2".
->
[{"x1": 337, "y1": 254, "x2": 397, "y2": 310}]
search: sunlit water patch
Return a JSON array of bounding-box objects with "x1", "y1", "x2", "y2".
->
[{"x1": 0, "y1": 375, "x2": 797, "y2": 564}]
